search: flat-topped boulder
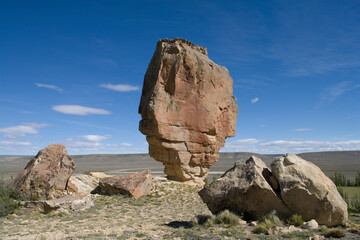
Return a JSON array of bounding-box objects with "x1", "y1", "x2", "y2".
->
[
  {"x1": 99, "y1": 170, "x2": 152, "y2": 198},
  {"x1": 13, "y1": 144, "x2": 75, "y2": 200},
  {"x1": 139, "y1": 38, "x2": 238, "y2": 185}
]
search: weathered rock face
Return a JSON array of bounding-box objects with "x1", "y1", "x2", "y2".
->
[
  {"x1": 67, "y1": 174, "x2": 99, "y2": 195},
  {"x1": 99, "y1": 170, "x2": 152, "y2": 198},
  {"x1": 271, "y1": 153, "x2": 348, "y2": 226},
  {"x1": 13, "y1": 144, "x2": 76, "y2": 200},
  {"x1": 198, "y1": 156, "x2": 292, "y2": 219},
  {"x1": 139, "y1": 38, "x2": 238, "y2": 184},
  {"x1": 199, "y1": 154, "x2": 348, "y2": 226}
]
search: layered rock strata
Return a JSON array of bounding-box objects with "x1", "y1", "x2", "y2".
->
[{"x1": 139, "y1": 38, "x2": 238, "y2": 184}]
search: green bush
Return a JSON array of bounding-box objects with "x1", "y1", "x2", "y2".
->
[
  {"x1": 325, "y1": 228, "x2": 345, "y2": 238},
  {"x1": 286, "y1": 214, "x2": 304, "y2": 227},
  {"x1": 0, "y1": 178, "x2": 20, "y2": 217},
  {"x1": 252, "y1": 212, "x2": 283, "y2": 234}
]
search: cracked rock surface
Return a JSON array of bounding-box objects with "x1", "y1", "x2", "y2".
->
[
  {"x1": 13, "y1": 144, "x2": 76, "y2": 200},
  {"x1": 199, "y1": 154, "x2": 348, "y2": 226},
  {"x1": 139, "y1": 38, "x2": 238, "y2": 185}
]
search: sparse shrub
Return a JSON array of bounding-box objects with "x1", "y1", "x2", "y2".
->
[
  {"x1": 252, "y1": 212, "x2": 283, "y2": 234},
  {"x1": 286, "y1": 214, "x2": 304, "y2": 227},
  {"x1": 252, "y1": 224, "x2": 267, "y2": 234},
  {"x1": 325, "y1": 228, "x2": 345, "y2": 238},
  {"x1": 0, "y1": 177, "x2": 20, "y2": 217},
  {"x1": 202, "y1": 210, "x2": 241, "y2": 227}
]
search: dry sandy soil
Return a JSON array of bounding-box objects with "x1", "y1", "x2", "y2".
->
[{"x1": 1, "y1": 177, "x2": 360, "y2": 240}]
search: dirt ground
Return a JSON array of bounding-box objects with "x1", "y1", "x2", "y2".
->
[{"x1": 1, "y1": 178, "x2": 360, "y2": 240}]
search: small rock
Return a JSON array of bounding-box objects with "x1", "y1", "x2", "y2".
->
[
  {"x1": 239, "y1": 219, "x2": 247, "y2": 225},
  {"x1": 309, "y1": 234, "x2": 325, "y2": 240},
  {"x1": 89, "y1": 172, "x2": 113, "y2": 179},
  {"x1": 302, "y1": 219, "x2": 319, "y2": 229},
  {"x1": 20, "y1": 220, "x2": 30, "y2": 225},
  {"x1": 3, "y1": 220, "x2": 14, "y2": 225},
  {"x1": 267, "y1": 226, "x2": 280, "y2": 235},
  {"x1": 250, "y1": 221, "x2": 258, "y2": 226}
]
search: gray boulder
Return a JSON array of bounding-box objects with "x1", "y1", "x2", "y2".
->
[{"x1": 198, "y1": 156, "x2": 292, "y2": 219}]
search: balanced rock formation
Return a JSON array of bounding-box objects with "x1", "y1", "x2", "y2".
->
[
  {"x1": 99, "y1": 170, "x2": 152, "y2": 198},
  {"x1": 271, "y1": 153, "x2": 348, "y2": 226},
  {"x1": 67, "y1": 174, "x2": 99, "y2": 195},
  {"x1": 13, "y1": 144, "x2": 76, "y2": 200},
  {"x1": 198, "y1": 156, "x2": 291, "y2": 219},
  {"x1": 199, "y1": 154, "x2": 348, "y2": 226},
  {"x1": 139, "y1": 38, "x2": 238, "y2": 184}
]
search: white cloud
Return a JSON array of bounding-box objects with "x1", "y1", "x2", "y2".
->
[
  {"x1": 293, "y1": 128, "x2": 312, "y2": 132},
  {"x1": 100, "y1": 83, "x2": 140, "y2": 92},
  {"x1": 119, "y1": 142, "x2": 132, "y2": 147},
  {"x1": 223, "y1": 138, "x2": 360, "y2": 154},
  {"x1": 0, "y1": 140, "x2": 31, "y2": 146},
  {"x1": 251, "y1": 97, "x2": 259, "y2": 103},
  {"x1": 52, "y1": 105, "x2": 111, "y2": 116},
  {"x1": 81, "y1": 135, "x2": 110, "y2": 142},
  {"x1": 36, "y1": 83, "x2": 63, "y2": 93},
  {"x1": 0, "y1": 123, "x2": 48, "y2": 138}
]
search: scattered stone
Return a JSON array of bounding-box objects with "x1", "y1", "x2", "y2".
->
[
  {"x1": 302, "y1": 219, "x2": 319, "y2": 230},
  {"x1": 13, "y1": 144, "x2": 76, "y2": 200},
  {"x1": 280, "y1": 225, "x2": 303, "y2": 233},
  {"x1": 250, "y1": 221, "x2": 258, "y2": 226},
  {"x1": 43, "y1": 194, "x2": 94, "y2": 213},
  {"x1": 89, "y1": 172, "x2": 113, "y2": 179},
  {"x1": 99, "y1": 170, "x2": 152, "y2": 198},
  {"x1": 67, "y1": 174, "x2": 99, "y2": 195},
  {"x1": 198, "y1": 156, "x2": 291, "y2": 218},
  {"x1": 139, "y1": 38, "x2": 238, "y2": 185},
  {"x1": 3, "y1": 220, "x2": 14, "y2": 225},
  {"x1": 271, "y1": 153, "x2": 348, "y2": 226},
  {"x1": 267, "y1": 226, "x2": 281, "y2": 235},
  {"x1": 309, "y1": 234, "x2": 325, "y2": 240}
]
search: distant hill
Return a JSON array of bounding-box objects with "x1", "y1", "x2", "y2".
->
[{"x1": 1, "y1": 151, "x2": 359, "y2": 179}]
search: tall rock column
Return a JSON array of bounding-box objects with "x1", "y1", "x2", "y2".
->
[{"x1": 139, "y1": 38, "x2": 238, "y2": 184}]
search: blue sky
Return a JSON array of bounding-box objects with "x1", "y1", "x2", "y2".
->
[{"x1": 1, "y1": 0, "x2": 359, "y2": 155}]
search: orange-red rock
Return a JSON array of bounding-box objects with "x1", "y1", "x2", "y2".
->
[
  {"x1": 99, "y1": 170, "x2": 152, "y2": 198},
  {"x1": 139, "y1": 38, "x2": 238, "y2": 184},
  {"x1": 13, "y1": 144, "x2": 76, "y2": 200}
]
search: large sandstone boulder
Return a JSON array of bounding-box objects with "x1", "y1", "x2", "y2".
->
[
  {"x1": 99, "y1": 170, "x2": 152, "y2": 198},
  {"x1": 271, "y1": 153, "x2": 348, "y2": 226},
  {"x1": 199, "y1": 156, "x2": 292, "y2": 219},
  {"x1": 67, "y1": 174, "x2": 99, "y2": 195},
  {"x1": 13, "y1": 144, "x2": 76, "y2": 200},
  {"x1": 139, "y1": 38, "x2": 238, "y2": 184}
]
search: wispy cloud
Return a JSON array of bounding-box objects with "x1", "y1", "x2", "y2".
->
[
  {"x1": 0, "y1": 140, "x2": 31, "y2": 146},
  {"x1": 36, "y1": 83, "x2": 63, "y2": 93},
  {"x1": 52, "y1": 105, "x2": 111, "y2": 116},
  {"x1": 0, "y1": 123, "x2": 48, "y2": 138},
  {"x1": 100, "y1": 83, "x2": 140, "y2": 92},
  {"x1": 251, "y1": 97, "x2": 259, "y2": 104},
  {"x1": 223, "y1": 138, "x2": 360, "y2": 154},
  {"x1": 0, "y1": 140, "x2": 34, "y2": 153},
  {"x1": 63, "y1": 135, "x2": 133, "y2": 153},
  {"x1": 319, "y1": 81, "x2": 360, "y2": 103},
  {"x1": 293, "y1": 128, "x2": 312, "y2": 132}
]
